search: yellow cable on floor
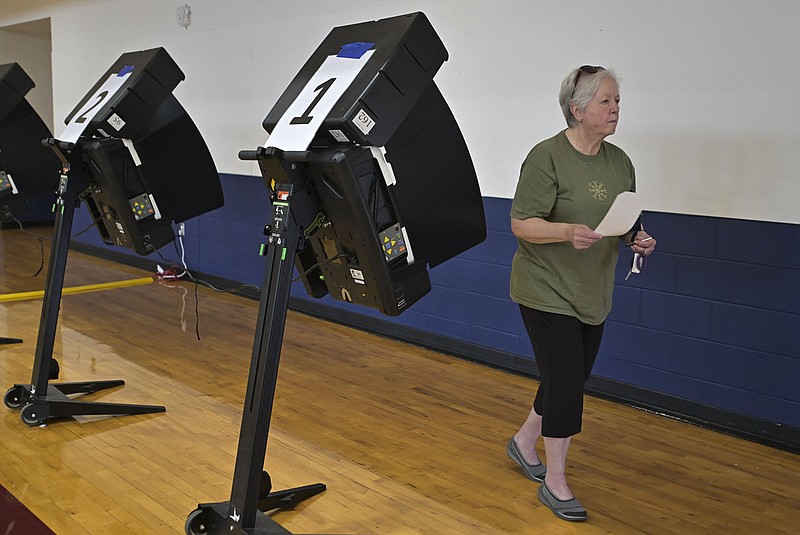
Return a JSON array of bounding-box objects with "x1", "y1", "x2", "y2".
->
[{"x1": 0, "y1": 277, "x2": 155, "y2": 303}]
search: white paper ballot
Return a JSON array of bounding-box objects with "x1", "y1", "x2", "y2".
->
[
  {"x1": 594, "y1": 191, "x2": 641, "y2": 236},
  {"x1": 266, "y1": 50, "x2": 375, "y2": 151}
]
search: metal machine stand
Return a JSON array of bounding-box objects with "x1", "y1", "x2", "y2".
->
[
  {"x1": 3, "y1": 148, "x2": 166, "y2": 425},
  {"x1": 185, "y1": 153, "x2": 324, "y2": 535}
]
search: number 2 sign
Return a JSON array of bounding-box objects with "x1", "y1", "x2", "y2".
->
[
  {"x1": 58, "y1": 69, "x2": 133, "y2": 144},
  {"x1": 266, "y1": 49, "x2": 375, "y2": 151}
]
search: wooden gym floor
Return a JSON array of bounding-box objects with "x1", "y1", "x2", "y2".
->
[{"x1": 1, "y1": 226, "x2": 798, "y2": 534}]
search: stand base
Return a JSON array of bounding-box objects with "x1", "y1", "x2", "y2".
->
[
  {"x1": 185, "y1": 484, "x2": 326, "y2": 535},
  {"x1": 0, "y1": 337, "x2": 23, "y2": 345},
  {"x1": 3, "y1": 381, "x2": 165, "y2": 426}
]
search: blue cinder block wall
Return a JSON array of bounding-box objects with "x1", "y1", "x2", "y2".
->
[{"x1": 71, "y1": 173, "x2": 800, "y2": 448}]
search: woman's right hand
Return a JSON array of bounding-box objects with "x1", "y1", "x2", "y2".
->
[{"x1": 569, "y1": 224, "x2": 604, "y2": 249}]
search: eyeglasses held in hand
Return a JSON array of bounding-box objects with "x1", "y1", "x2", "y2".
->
[{"x1": 625, "y1": 252, "x2": 648, "y2": 281}]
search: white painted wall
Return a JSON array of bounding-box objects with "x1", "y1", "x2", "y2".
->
[{"x1": 1, "y1": 0, "x2": 798, "y2": 224}]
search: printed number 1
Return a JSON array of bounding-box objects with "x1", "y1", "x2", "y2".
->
[
  {"x1": 290, "y1": 78, "x2": 335, "y2": 125},
  {"x1": 75, "y1": 90, "x2": 109, "y2": 124}
]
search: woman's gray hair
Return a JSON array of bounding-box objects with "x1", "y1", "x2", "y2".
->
[{"x1": 559, "y1": 66, "x2": 619, "y2": 127}]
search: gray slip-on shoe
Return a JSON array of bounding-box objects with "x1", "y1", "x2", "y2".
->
[
  {"x1": 538, "y1": 481, "x2": 587, "y2": 522},
  {"x1": 506, "y1": 437, "x2": 547, "y2": 483}
]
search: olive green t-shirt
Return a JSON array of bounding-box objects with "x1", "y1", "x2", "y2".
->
[{"x1": 510, "y1": 130, "x2": 635, "y2": 325}]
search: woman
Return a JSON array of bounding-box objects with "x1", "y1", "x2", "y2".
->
[{"x1": 506, "y1": 65, "x2": 655, "y2": 522}]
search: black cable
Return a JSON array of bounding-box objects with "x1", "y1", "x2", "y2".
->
[
  {"x1": 158, "y1": 238, "x2": 202, "y2": 340},
  {"x1": 72, "y1": 213, "x2": 105, "y2": 237},
  {"x1": 8, "y1": 213, "x2": 48, "y2": 277},
  {"x1": 370, "y1": 177, "x2": 380, "y2": 228},
  {"x1": 192, "y1": 275, "x2": 200, "y2": 340},
  {"x1": 154, "y1": 236, "x2": 350, "y2": 339},
  {"x1": 195, "y1": 279, "x2": 261, "y2": 294},
  {"x1": 292, "y1": 252, "x2": 351, "y2": 282}
]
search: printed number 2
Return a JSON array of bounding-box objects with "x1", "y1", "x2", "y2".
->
[
  {"x1": 75, "y1": 90, "x2": 109, "y2": 124},
  {"x1": 290, "y1": 78, "x2": 335, "y2": 125}
]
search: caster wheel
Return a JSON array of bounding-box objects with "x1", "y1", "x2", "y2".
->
[
  {"x1": 20, "y1": 404, "x2": 43, "y2": 426},
  {"x1": 4, "y1": 386, "x2": 25, "y2": 409},
  {"x1": 185, "y1": 508, "x2": 209, "y2": 535},
  {"x1": 49, "y1": 358, "x2": 60, "y2": 380}
]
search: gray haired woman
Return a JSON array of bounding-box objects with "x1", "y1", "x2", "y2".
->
[{"x1": 506, "y1": 65, "x2": 656, "y2": 522}]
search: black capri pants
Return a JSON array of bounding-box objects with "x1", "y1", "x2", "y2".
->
[{"x1": 519, "y1": 304, "x2": 605, "y2": 438}]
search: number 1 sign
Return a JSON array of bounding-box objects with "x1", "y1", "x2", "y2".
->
[
  {"x1": 265, "y1": 49, "x2": 374, "y2": 151},
  {"x1": 58, "y1": 68, "x2": 133, "y2": 144}
]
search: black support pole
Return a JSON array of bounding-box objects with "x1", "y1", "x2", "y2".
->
[
  {"x1": 185, "y1": 179, "x2": 324, "y2": 535},
  {"x1": 3, "y1": 159, "x2": 166, "y2": 424}
]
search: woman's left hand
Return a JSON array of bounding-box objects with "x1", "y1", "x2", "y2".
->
[{"x1": 633, "y1": 232, "x2": 656, "y2": 256}]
